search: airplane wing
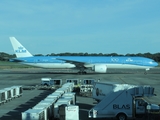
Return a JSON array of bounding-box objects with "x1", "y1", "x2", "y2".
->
[{"x1": 56, "y1": 58, "x2": 87, "y2": 68}]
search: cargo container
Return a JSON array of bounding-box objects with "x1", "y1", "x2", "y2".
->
[
  {"x1": 22, "y1": 109, "x2": 45, "y2": 120},
  {"x1": 11, "y1": 86, "x2": 23, "y2": 97},
  {"x1": 62, "y1": 92, "x2": 76, "y2": 105},
  {"x1": 50, "y1": 92, "x2": 62, "y2": 98},
  {"x1": 54, "y1": 101, "x2": 70, "y2": 119},
  {"x1": 42, "y1": 99, "x2": 57, "y2": 118},
  {"x1": 0, "y1": 90, "x2": 6, "y2": 104},
  {"x1": 62, "y1": 82, "x2": 74, "y2": 92},
  {"x1": 59, "y1": 104, "x2": 79, "y2": 120},
  {"x1": 33, "y1": 103, "x2": 51, "y2": 120},
  {"x1": 36, "y1": 101, "x2": 54, "y2": 119},
  {"x1": 54, "y1": 88, "x2": 66, "y2": 95},
  {"x1": 3, "y1": 88, "x2": 12, "y2": 101},
  {"x1": 57, "y1": 98, "x2": 73, "y2": 105}
]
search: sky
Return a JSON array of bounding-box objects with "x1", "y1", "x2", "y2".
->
[{"x1": 0, "y1": 0, "x2": 160, "y2": 55}]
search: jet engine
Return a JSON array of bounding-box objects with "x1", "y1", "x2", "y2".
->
[{"x1": 92, "y1": 65, "x2": 107, "y2": 73}]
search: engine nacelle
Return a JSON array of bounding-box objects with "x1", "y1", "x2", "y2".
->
[{"x1": 92, "y1": 65, "x2": 107, "y2": 73}]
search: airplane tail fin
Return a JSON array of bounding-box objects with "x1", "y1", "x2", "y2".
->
[{"x1": 9, "y1": 37, "x2": 33, "y2": 58}]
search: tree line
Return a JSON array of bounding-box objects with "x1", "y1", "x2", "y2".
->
[{"x1": 0, "y1": 52, "x2": 160, "y2": 62}]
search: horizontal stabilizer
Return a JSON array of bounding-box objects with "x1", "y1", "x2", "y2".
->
[{"x1": 10, "y1": 58, "x2": 25, "y2": 62}]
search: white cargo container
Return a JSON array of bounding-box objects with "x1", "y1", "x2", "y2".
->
[
  {"x1": 42, "y1": 99, "x2": 57, "y2": 118},
  {"x1": 54, "y1": 88, "x2": 66, "y2": 95},
  {"x1": 45, "y1": 93, "x2": 60, "y2": 101},
  {"x1": 33, "y1": 103, "x2": 50, "y2": 120},
  {"x1": 11, "y1": 86, "x2": 23, "y2": 97},
  {"x1": 61, "y1": 96, "x2": 75, "y2": 105},
  {"x1": 62, "y1": 92, "x2": 76, "y2": 105},
  {"x1": 59, "y1": 105, "x2": 79, "y2": 120},
  {"x1": 9, "y1": 86, "x2": 17, "y2": 98},
  {"x1": 0, "y1": 89, "x2": 8, "y2": 102},
  {"x1": 60, "y1": 87, "x2": 70, "y2": 93},
  {"x1": 62, "y1": 82, "x2": 74, "y2": 92},
  {"x1": 3, "y1": 88, "x2": 12, "y2": 101},
  {"x1": 51, "y1": 92, "x2": 62, "y2": 98},
  {"x1": 57, "y1": 98, "x2": 72, "y2": 105},
  {"x1": 0, "y1": 90, "x2": 6, "y2": 104},
  {"x1": 45, "y1": 96, "x2": 58, "y2": 102},
  {"x1": 22, "y1": 109, "x2": 45, "y2": 120},
  {"x1": 37, "y1": 101, "x2": 54, "y2": 119},
  {"x1": 54, "y1": 101, "x2": 70, "y2": 119}
]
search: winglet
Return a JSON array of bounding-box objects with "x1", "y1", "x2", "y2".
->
[{"x1": 9, "y1": 37, "x2": 33, "y2": 58}]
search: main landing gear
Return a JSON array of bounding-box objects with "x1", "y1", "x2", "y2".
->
[
  {"x1": 144, "y1": 68, "x2": 150, "y2": 75},
  {"x1": 77, "y1": 70, "x2": 87, "y2": 74},
  {"x1": 77, "y1": 68, "x2": 87, "y2": 74}
]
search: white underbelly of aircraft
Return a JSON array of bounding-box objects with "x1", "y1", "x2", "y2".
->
[
  {"x1": 107, "y1": 64, "x2": 151, "y2": 69},
  {"x1": 85, "y1": 64, "x2": 151, "y2": 69},
  {"x1": 22, "y1": 63, "x2": 152, "y2": 69},
  {"x1": 23, "y1": 63, "x2": 76, "y2": 69}
]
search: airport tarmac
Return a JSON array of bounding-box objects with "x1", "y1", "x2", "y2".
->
[{"x1": 0, "y1": 68, "x2": 160, "y2": 120}]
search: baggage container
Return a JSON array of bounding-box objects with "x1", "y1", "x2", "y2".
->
[
  {"x1": 42, "y1": 98, "x2": 57, "y2": 117},
  {"x1": 0, "y1": 90, "x2": 6, "y2": 104},
  {"x1": 54, "y1": 88, "x2": 66, "y2": 95},
  {"x1": 59, "y1": 104, "x2": 79, "y2": 120},
  {"x1": 11, "y1": 86, "x2": 23, "y2": 97},
  {"x1": 10, "y1": 86, "x2": 17, "y2": 98},
  {"x1": 51, "y1": 92, "x2": 62, "y2": 98},
  {"x1": 22, "y1": 109, "x2": 45, "y2": 120},
  {"x1": 62, "y1": 82, "x2": 74, "y2": 92},
  {"x1": 62, "y1": 92, "x2": 76, "y2": 105},
  {"x1": 36, "y1": 101, "x2": 53, "y2": 119},
  {"x1": 33, "y1": 103, "x2": 50, "y2": 120},
  {"x1": 57, "y1": 98, "x2": 72, "y2": 105},
  {"x1": 3, "y1": 88, "x2": 12, "y2": 101},
  {"x1": 54, "y1": 101, "x2": 70, "y2": 119}
]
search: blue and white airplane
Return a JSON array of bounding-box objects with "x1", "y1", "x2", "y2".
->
[{"x1": 9, "y1": 37, "x2": 158, "y2": 74}]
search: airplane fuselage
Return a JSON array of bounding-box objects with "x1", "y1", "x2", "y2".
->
[{"x1": 10, "y1": 56, "x2": 158, "y2": 70}]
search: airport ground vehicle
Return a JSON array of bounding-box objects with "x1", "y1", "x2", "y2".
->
[
  {"x1": 89, "y1": 82, "x2": 160, "y2": 120},
  {"x1": 41, "y1": 78, "x2": 62, "y2": 87},
  {"x1": 80, "y1": 79, "x2": 95, "y2": 96}
]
